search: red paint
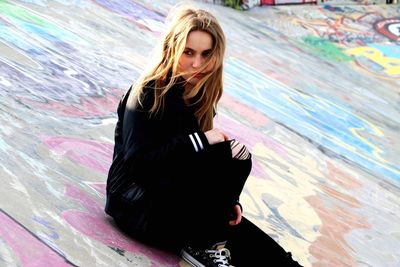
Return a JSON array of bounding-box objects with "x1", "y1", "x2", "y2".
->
[
  {"x1": 374, "y1": 18, "x2": 400, "y2": 42},
  {"x1": 261, "y1": 0, "x2": 275, "y2": 5}
]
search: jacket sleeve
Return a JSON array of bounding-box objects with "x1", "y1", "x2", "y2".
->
[
  {"x1": 120, "y1": 89, "x2": 227, "y2": 187},
  {"x1": 112, "y1": 87, "x2": 131, "y2": 161}
]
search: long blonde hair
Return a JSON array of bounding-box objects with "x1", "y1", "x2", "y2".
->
[{"x1": 129, "y1": 6, "x2": 226, "y2": 131}]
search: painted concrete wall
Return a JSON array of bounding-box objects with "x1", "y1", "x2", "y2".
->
[{"x1": 0, "y1": 1, "x2": 399, "y2": 266}]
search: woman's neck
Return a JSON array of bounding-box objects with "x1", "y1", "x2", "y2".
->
[{"x1": 184, "y1": 82, "x2": 194, "y2": 94}]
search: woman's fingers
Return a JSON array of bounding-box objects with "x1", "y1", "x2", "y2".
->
[
  {"x1": 229, "y1": 204, "x2": 242, "y2": 226},
  {"x1": 205, "y1": 128, "x2": 229, "y2": 145}
]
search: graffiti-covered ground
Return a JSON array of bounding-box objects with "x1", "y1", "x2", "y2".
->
[{"x1": 0, "y1": 1, "x2": 399, "y2": 266}]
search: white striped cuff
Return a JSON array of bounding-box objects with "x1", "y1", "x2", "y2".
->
[{"x1": 189, "y1": 132, "x2": 204, "y2": 152}]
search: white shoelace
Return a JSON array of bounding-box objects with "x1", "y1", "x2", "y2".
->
[{"x1": 205, "y1": 248, "x2": 231, "y2": 267}]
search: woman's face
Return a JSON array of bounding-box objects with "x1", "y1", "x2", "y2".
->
[{"x1": 178, "y1": 30, "x2": 215, "y2": 88}]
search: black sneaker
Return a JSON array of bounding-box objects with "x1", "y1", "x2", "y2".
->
[{"x1": 181, "y1": 242, "x2": 232, "y2": 267}]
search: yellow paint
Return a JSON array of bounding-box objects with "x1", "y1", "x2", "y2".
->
[
  {"x1": 346, "y1": 47, "x2": 400, "y2": 75},
  {"x1": 322, "y1": 98, "x2": 398, "y2": 174},
  {"x1": 284, "y1": 94, "x2": 312, "y2": 116},
  {"x1": 350, "y1": 128, "x2": 387, "y2": 163},
  {"x1": 348, "y1": 60, "x2": 400, "y2": 81},
  {"x1": 245, "y1": 142, "x2": 322, "y2": 267}
]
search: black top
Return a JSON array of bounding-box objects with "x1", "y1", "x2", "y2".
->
[{"x1": 105, "y1": 81, "x2": 232, "y2": 223}]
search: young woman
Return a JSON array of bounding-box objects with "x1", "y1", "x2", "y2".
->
[{"x1": 105, "y1": 6, "x2": 302, "y2": 267}]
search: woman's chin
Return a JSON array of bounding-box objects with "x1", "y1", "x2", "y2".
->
[{"x1": 186, "y1": 77, "x2": 200, "y2": 86}]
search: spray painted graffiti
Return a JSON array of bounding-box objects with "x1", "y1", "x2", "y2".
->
[
  {"x1": 93, "y1": 0, "x2": 166, "y2": 33},
  {"x1": 374, "y1": 18, "x2": 400, "y2": 41},
  {"x1": 41, "y1": 136, "x2": 184, "y2": 266},
  {"x1": 346, "y1": 45, "x2": 400, "y2": 77},
  {"x1": 43, "y1": 136, "x2": 114, "y2": 174},
  {"x1": 300, "y1": 35, "x2": 352, "y2": 62},
  {"x1": 290, "y1": 11, "x2": 385, "y2": 45},
  {"x1": 242, "y1": 5, "x2": 400, "y2": 81},
  {"x1": 62, "y1": 182, "x2": 181, "y2": 266},
  {"x1": 0, "y1": 209, "x2": 73, "y2": 267},
  {"x1": 215, "y1": 102, "x2": 374, "y2": 265},
  {"x1": 1, "y1": 1, "x2": 399, "y2": 267},
  {"x1": 224, "y1": 57, "x2": 399, "y2": 183},
  {"x1": 0, "y1": 0, "x2": 141, "y2": 108}
]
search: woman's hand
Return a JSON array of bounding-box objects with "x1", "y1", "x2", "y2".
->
[
  {"x1": 229, "y1": 204, "x2": 242, "y2": 226},
  {"x1": 204, "y1": 128, "x2": 229, "y2": 145}
]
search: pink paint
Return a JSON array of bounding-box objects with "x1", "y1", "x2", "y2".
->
[
  {"x1": 43, "y1": 136, "x2": 113, "y2": 174},
  {"x1": 87, "y1": 182, "x2": 107, "y2": 196},
  {"x1": 65, "y1": 183, "x2": 104, "y2": 214},
  {"x1": 63, "y1": 210, "x2": 179, "y2": 266},
  {"x1": 251, "y1": 159, "x2": 271, "y2": 180},
  {"x1": 219, "y1": 94, "x2": 270, "y2": 128},
  {"x1": 0, "y1": 210, "x2": 70, "y2": 267},
  {"x1": 63, "y1": 183, "x2": 180, "y2": 266},
  {"x1": 18, "y1": 89, "x2": 122, "y2": 118}
]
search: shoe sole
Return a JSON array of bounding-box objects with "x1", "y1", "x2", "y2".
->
[{"x1": 181, "y1": 250, "x2": 206, "y2": 267}]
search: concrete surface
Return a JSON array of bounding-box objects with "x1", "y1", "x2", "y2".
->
[{"x1": 0, "y1": 1, "x2": 399, "y2": 266}]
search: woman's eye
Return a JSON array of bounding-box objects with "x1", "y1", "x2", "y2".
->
[
  {"x1": 202, "y1": 51, "x2": 211, "y2": 57},
  {"x1": 184, "y1": 50, "x2": 193, "y2": 56}
]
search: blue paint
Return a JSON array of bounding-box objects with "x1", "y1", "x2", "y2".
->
[
  {"x1": 0, "y1": 24, "x2": 45, "y2": 55},
  {"x1": 15, "y1": 21, "x2": 85, "y2": 46},
  {"x1": 19, "y1": 0, "x2": 87, "y2": 7},
  {"x1": 224, "y1": 57, "x2": 399, "y2": 182},
  {"x1": 94, "y1": 0, "x2": 165, "y2": 22},
  {"x1": 323, "y1": 5, "x2": 345, "y2": 13},
  {"x1": 370, "y1": 44, "x2": 400, "y2": 59}
]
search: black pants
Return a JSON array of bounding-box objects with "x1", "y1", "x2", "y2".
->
[
  {"x1": 117, "y1": 146, "x2": 301, "y2": 266},
  {"x1": 227, "y1": 217, "x2": 302, "y2": 267},
  {"x1": 144, "y1": 155, "x2": 252, "y2": 251}
]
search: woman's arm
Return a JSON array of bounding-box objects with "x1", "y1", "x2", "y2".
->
[{"x1": 120, "y1": 89, "x2": 218, "y2": 186}]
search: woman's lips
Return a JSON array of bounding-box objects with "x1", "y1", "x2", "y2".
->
[{"x1": 194, "y1": 73, "x2": 207, "y2": 78}]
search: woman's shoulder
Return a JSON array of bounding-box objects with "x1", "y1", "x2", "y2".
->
[
  {"x1": 125, "y1": 80, "x2": 155, "y2": 112},
  {"x1": 143, "y1": 79, "x2": 156, "y2": 91},
  {"x1": 141, "y1": 80, "x2": 157, "y2": 102}
]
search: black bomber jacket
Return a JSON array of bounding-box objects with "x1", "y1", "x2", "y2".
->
[{"x1": 105, "y1": 81, "x2": 236, "y2": 223}]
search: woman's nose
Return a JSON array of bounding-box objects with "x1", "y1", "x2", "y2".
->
[{"x1": 192, "y1": 55, "x2": 203, "y2": 68}]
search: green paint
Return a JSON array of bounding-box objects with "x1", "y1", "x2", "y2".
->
[
  {"x1": 0, "y1": 0, "x2": 85, "y2": 44},
  {"x1": 0, "y1": 1, "x2": 48, "y2": 27},
  {"x1": 224, "y1": 0, "x2": 243, "y2": 10},
  {"x1": 300, "y1": 35, "x2": 352, "y2": 62}
]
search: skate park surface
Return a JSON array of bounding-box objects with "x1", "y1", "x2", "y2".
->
[{"x1": 0, "y1": 0, "x2": 399, "y2": 266}]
